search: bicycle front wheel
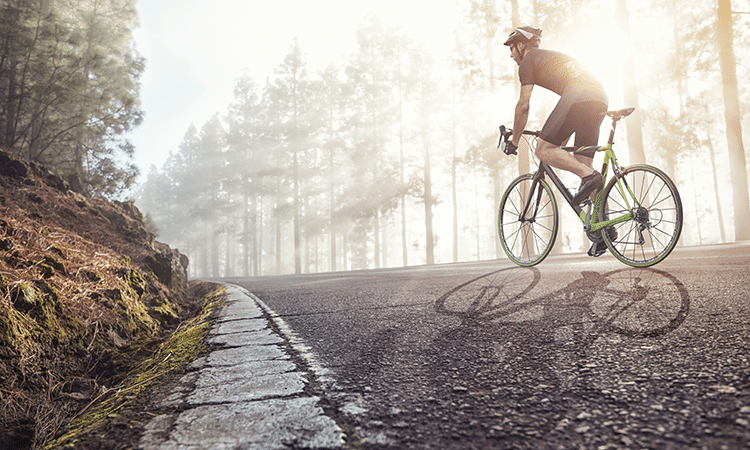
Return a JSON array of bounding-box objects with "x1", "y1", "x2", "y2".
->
[
  {"x1": 498, "y1": 174, "x2": 559, "y2": 266},
  {"x1": 600, "y1": 165, "x2": 683, "y2": 267}
]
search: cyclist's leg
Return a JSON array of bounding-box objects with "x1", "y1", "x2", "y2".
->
[
  {"x1": 538, "y1": 96, "x2": 610, "y2": 205},
  {"x1": 536, "y1": 98, "x2": 596, "y2": 179},
  {"x1": 571, "y1": 101, "x2": 608, "y2": 148},
  {"x1": 570, "y1": 100, "x2": 608, "y2": 181},
  {"x1": 535, "y1": 140, "x2": 594, "y2": 178},
  {"x1": 567, "y1": 100, "x2": 612, "y2": 255}
]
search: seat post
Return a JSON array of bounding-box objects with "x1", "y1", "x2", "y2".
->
[{"x1": 607, "y1": 118, "x2": 619, "y2": 145}]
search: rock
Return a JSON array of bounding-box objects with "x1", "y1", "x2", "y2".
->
[
  {"x1": 0, "y1": 150, "x2": 29, "y2": 179},
  {"x1": 10, "y1": 283, "x2": 40, "y2": 312},
  {"x1": 148, "y1": 241, "x2": 189, "y2": 288}
]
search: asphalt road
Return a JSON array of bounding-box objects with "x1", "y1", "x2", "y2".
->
[{"x1": 222, "y1": 243, "x2": 750, "y2": 449}]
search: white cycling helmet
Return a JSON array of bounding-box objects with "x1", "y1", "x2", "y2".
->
[{"x1": 504, "y1": 26, "x2": 542, "y2": 46}]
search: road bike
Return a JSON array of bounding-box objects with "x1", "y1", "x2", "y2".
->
[{"x1": 497, "y1": 107, "x2": 683, "y2": 268}]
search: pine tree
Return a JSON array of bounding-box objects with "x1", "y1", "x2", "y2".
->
[{"x1": 718, "y1": 0, "x2": 750, "y2": 241}]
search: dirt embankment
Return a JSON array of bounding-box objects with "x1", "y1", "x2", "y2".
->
[{"x1": 0, "y1": 150, "x2": 211, "y2": 449}]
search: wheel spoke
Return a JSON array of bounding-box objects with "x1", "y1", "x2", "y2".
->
[
  {"x1": 602, "y1": 166, "x2": 682, "y2": 267},
  {"x1": 498, "y1": 176, "x2": 558, "y2": 266}
]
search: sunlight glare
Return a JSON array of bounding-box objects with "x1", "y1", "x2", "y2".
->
[{"x1": 564, "y1": 19, "x2": 631, "y2": 107}]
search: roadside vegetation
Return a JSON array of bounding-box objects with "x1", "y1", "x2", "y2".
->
[{"x1": 0, "y1": 149, "x2": 220, "y2": 450}]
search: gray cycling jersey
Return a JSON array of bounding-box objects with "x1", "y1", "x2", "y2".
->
[{"x1": 519, "y1": 48, "x2": 606, "y2": 102}]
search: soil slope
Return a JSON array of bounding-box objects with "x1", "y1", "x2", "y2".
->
[{"x1": 0, "y1": 150, "x2": 198, "y2": 449}]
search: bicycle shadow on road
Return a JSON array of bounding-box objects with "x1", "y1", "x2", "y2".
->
[{"x1": 434, "y1": 266, "x2": 691, "y2": 342}]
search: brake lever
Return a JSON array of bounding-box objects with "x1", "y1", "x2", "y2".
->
[
  {"x1": 498, "y1": 125, "x2": 517, "y2": 155},
  {"x1": 498, "y1": 125, "x2": 511, "y2": 148}
]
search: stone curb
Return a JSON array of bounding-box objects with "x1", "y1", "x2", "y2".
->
[{"x1": 138, "y1": 283, "x2": 344, "y2": 450}]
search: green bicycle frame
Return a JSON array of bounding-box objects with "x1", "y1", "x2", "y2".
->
[
  {"x1": 513, "y1": 109, "x2": 644, "y2": 239},
  {"x1": 575, "y1": 144, "x2": 641, "y2": 234}
]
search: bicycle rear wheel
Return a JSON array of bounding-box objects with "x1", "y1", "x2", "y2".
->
[
  {"x1": 600, "y1": 165, "x2": 683, "y2": 267},
  {"x1": 498, "y1": 174, "x2": 558, "y2": 266}
]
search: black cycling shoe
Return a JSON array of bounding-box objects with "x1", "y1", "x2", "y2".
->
[
  {"x1": 572, "y1": 171, "x2": 603, "y2": 204},
  {"x1": 587, "y1": 227, "x2": 617, "y2": 257},
  {"x1": 588, "y1": 227, "x2": 617, "y2": 258},
  {"x1": 588, "y1": 240, "x2": 608, "y2": 257},
  {"x1": 587, "y1": 227, "x2": 618, "y2": 245}
]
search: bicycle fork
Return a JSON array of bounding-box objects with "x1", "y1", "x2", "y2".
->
[
  {"x1": 518, "y1": 185, "x2": 544, "y2": 224},
  {"x1": 519, "y1": 175, "x2": 546, "y2": 224}
]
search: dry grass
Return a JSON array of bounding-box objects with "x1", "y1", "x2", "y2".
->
[{"x1": 0, "y1": 151, "x2": 194, "y2": 450}]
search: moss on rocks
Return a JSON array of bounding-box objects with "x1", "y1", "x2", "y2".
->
[{"x1": 42, "y1": 284, "x2": 226, "y2": 450}]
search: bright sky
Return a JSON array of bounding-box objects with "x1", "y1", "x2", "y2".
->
[
  {"x1": 128, "y1": 0, "x2": 463, "y2": 177},
  {"x1": 128, "y1": 0, "x2": 633, "y2": 182}
]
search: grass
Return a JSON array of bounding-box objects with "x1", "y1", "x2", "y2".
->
[{"x1": 41, "y1": 283, "x2": 226, "y2": 449}]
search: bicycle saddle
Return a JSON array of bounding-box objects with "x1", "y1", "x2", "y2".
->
[{"x1": 602, "y1": 107, "x2": 636, "y2": 119}]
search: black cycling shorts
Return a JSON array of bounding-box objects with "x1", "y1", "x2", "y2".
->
[{"x1": 540, "y1": 89, "x2": 608, "y2": 147}]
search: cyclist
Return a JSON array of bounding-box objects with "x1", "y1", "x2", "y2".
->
[{"x1": 503, "y1": 26, "x2": 612, "y2": 256}]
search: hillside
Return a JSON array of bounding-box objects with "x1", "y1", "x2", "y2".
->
[{"x1": 0, "y1": 150, "x2": 213, "y2": 449}]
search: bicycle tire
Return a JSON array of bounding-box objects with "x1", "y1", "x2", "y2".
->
[
  {"x1": 599, "y1": 165, "x2": 683, "y2": 267},
  {"x1": 498, "y1": 174, "x2": 559, "y2": 267}
]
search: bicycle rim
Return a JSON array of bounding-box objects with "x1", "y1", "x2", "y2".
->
[
  {"x1": 600, "y1": 165, "x2": 683, "y2": 267},
  {"x1": 498, "y1": 174, "x2": 558, "y2": 266}
]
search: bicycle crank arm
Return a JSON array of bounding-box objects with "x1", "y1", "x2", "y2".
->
[{"x1": 583, "y1": 200, "x2": 593, "y2": 232}]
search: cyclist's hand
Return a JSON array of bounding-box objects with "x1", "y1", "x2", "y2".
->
[{"x1": 502, "y1": 141, "x2": 518, "y2": 156}]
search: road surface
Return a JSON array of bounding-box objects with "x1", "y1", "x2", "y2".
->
[{"x1": 141, "y1": 243, "x2": 750, "y2": 449}]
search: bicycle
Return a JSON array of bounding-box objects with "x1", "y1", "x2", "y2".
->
[{"x1": 496, "y1": 107, "x2": 683, "y2": 268}]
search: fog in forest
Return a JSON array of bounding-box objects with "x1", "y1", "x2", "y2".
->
[{"x1": 131, "y1": 0, "x2": 750, "y2": 278}]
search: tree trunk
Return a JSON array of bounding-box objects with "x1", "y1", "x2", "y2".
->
[
  {"x1": 689, "y1": 149, "x2": 704, "y2": 245},
  {"x1": 342, "y1": 227, "x2": 349, "y2": 271},
  {"x1": 474, "y1": 166, "x2": 481, "y2": 260},
  {"x1": 225, "y1": 225, "x2": 232, "y2": 277},
  {"x1": 329, "y1": 124, "x2": 337, "y2": 272},
  {"x1": 374, "y1": 208, "x2": 381, "y2": 269},
  {"x1": 381, "y1": 212, "x2": 388, "y2": 267},
  {"x1": 451, "y1": 77, "x2": 459, "y2": 263},
  {"x1": 257, "y1": 195, "x2": 263, "y2": 276},
  {"x1": 275, "y1": 192, "x2": 282, "y2": 275},
  {"x1": 423, "y1": 137, "x2": 435, "y2": 265},
  {"x1": 2, "y1": 57, "x2": 19, "y2": 150},
  {"x1": 293, "y1": 147, "x2": 302, "y2": 274},
  {"x1": 491, "y1": 169, "x2": 502, "y2": 258},
  {"x1": 615, "y1": 0, "x2": 646, "y2": 166},
  {"x1": 211, "y1": 227, "x2": 220, "y2": 278},
  {"x1": 247, "y1": 186, "x2": 251, "y2": 277},
  {"x1": 718, "y1": 0, "x2": 750, "y2": 241}
]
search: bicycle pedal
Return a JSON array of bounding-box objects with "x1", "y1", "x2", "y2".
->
[{"x1": 588, "y1": 242, "x2": 607, "y2": 257}]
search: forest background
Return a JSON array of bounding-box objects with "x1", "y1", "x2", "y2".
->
[{"x1": 2, "y1": 0, "x2": 749, "y2": 278}]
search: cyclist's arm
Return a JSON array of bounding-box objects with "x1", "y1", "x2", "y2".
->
[{"x1": 512, "y1": 84, "x2": 533, "y2": 146}]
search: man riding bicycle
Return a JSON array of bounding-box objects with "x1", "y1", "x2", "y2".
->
[{"x1": 504, "y1": 26, "x2": 612, "y2": 256}]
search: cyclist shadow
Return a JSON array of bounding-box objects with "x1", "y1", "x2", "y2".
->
[{"x1": 434, "y1": 265, "x2": 691, "y2": 344}]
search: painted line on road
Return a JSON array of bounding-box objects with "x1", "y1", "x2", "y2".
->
[
  {"x1": 241, "y1": 285, "x2": 338, "y2": 391},
  {"x1": 238, "y1": 286, "x2": 395, "y2": 446}
]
